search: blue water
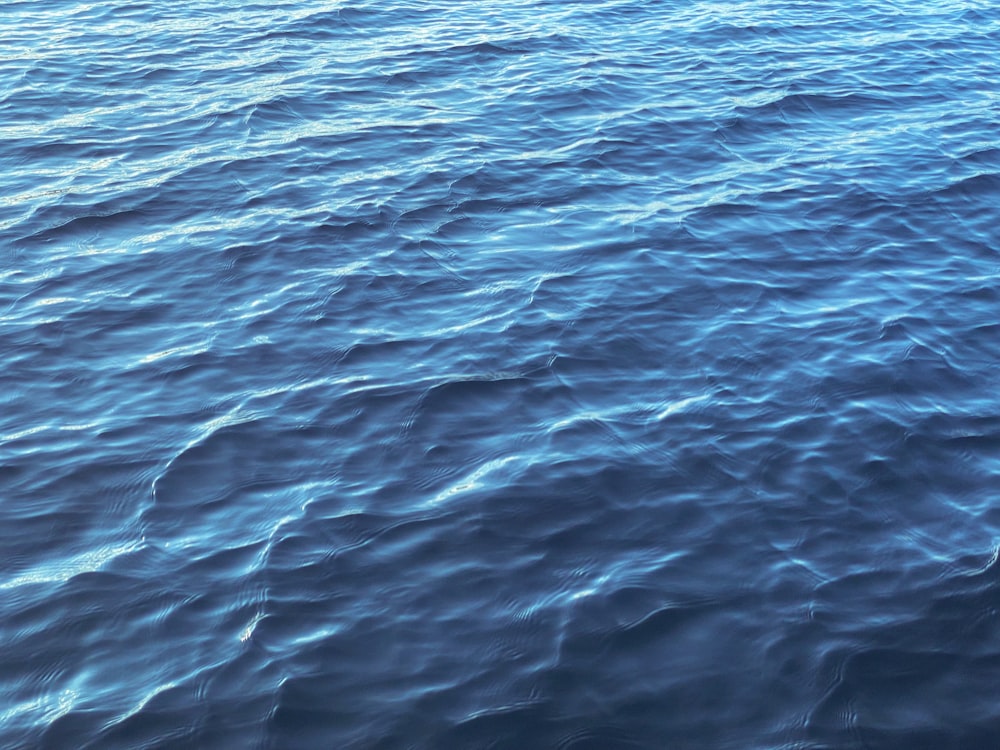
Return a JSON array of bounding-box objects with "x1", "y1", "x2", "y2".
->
[{"x1": 3, "y1": 1, "x2": 1000, "y2": 747}]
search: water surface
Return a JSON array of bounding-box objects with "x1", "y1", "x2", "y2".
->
[{"x1": 3, "y1": 1, "x2": 1000, "y2": 747}]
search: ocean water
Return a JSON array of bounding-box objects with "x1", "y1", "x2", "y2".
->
[{"x1": 3, "y1": 0, "x2": 1000, "y2": 747}]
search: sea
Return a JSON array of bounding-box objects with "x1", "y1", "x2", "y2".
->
[{"x1": 3, "y1": 1, "x2": 1000, "y2": 747}]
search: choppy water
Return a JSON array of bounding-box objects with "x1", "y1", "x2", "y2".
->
[{"x1": 3, "y1": 1, "x2": 1000, "y2": 747}]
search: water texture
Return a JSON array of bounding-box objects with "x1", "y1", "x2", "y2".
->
[{"x1": 3, "y1": 0, "x2": 1000, "y2": 747}]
